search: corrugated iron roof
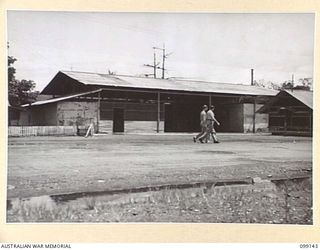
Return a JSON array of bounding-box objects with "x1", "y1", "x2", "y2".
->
[
  {"x1": 22, "y1": 89, "x2": 102, "y2": 107},
  {"x1": 59, "y1": 70, "x2": 278, "y2": 96},
  {"x1": 284, "y1": 90, "x2": 313, "y2": 109},
  {"x1": 257, "y1": 89, "x2": 313, "y2": 113}
]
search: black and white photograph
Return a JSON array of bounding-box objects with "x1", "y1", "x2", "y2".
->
[{"x1": 7, "y1": 11, "x2": 314, "y2": 224}]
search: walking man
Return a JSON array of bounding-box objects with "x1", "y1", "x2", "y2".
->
[
  {"x1": 200, "y1": 105, "x2": 220, "y2": 143},
  {"x1": 193, "y1": 105, "x2": 208, "y2": 143}
]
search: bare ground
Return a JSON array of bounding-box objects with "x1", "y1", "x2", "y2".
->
[
  {"x1": 7, "y1": 178, "x2": 312, "y2": 224},
  {"x1": 7, "y1": 133, "x2": 312, "y2": 199},
  {"x1": 7, "y1": 133, "x2": 312, "y2": 223}
]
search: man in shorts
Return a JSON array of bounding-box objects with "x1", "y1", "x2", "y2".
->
[
  {"x1": 193, "y1": 105, "x2": 208, "y2": 143},
  {"x1": 200, "y1": 105, "x2": 220, "y2": 143}
]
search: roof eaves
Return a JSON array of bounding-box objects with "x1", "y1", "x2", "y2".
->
[
  {"x1": 22, "y1": 89, "x2": 102, "y2": 107},
  {"x1": 284, "y1": 90, "x2": 313, "y2": 109}
]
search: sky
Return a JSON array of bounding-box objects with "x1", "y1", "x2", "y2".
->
[{"x1": 7, "y1": 11, "x2": 315, "y2": 91}]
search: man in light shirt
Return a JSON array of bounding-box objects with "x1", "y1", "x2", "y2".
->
[
  {"x1": 193, "y1": 105, "x2": 208, "y2": 143},
  {"x1": 200, "y1": 105, "x2": 220, "y2": 143}
]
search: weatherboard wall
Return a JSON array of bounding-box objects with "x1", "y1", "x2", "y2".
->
[
  {"x1": 99, "y1": 120, "x2": 164, "y2": 134},
  {"x1": 99, "y1": 101, "x2": 165, "y2": 133}
]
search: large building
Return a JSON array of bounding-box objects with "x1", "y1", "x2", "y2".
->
[{"x1": 18, "y1": 70, "x2": 277, "y2": 134}]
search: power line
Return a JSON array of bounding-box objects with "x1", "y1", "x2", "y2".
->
[
  {"x1": 145, "y1": 44, "x2": 172, "y2": 79},
  {"x1": 153, "y1": 44, "x2": 172, "y2": 79},
  {"x1": 143, "y1": 47, "x2": 160, "y2": 78}
]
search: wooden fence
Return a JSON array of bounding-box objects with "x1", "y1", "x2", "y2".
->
[{"x1": 8, "y1": 126, "x2": 77, "y2": 137}]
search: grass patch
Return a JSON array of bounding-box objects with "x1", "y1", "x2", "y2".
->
[{"x1": 7, "y1": 178, "x2": 312, "y2": 224}]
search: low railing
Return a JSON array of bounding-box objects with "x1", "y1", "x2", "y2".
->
[{"x1": 8, "y1": 126, "x2": 77, "y2": 137}]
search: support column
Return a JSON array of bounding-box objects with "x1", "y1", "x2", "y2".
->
[
  {"x1": 97, "y1": 91, "x2": 101, "y2": 133},
  {"x1": 309, "y1": 111, "x2": 312, "y2": 132},
  {"x1": 253, "y1": 97, "x2": 256, "y2": 133},
  {"x1": 284, "y1": 116, "x2": 287, "y2": 132},
  {"x1": 209, "y1": 95, "x2": 212, "y2": 107},
  {"x1": 157, "y1": 92, "x2": 161, "y2": 133}
]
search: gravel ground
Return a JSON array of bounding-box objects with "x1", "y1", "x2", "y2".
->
[
  {"x1": 7, "y1": 133, "x2": 312, "y2": 199},
  {"x1": 7, "y1": 133, "x2": 312, "y2": 223}
]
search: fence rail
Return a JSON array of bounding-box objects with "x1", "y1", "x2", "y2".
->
[{"x1": 8, "y1": 126, "x2": 77, "y2": 137}]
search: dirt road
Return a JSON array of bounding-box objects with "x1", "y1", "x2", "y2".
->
[{"x1": 7, "y1": 133, "x2": 312, "y2": 199}]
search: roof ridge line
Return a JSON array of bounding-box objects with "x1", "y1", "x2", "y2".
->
[{"x1": 60, "y1": 70, "x2": 271, "y2": 87}]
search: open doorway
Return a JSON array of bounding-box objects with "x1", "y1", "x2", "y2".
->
[{"x1": 113, "y1": 108, "x2": 124, "y2": 132}]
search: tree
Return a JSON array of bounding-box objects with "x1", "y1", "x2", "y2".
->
[
  {"x1": 297, "y1": 78, "x2": 312, "y2": 90},
  {"x1": 281, "y1": 78, "x2": 312, "y2": 91},
  {"x1": 281, "y1": 80, "x2": 293, "y2": 90},
  {"x1": 8, "y1": 56, "x2": 16, "y2": 83},
  {"x1": 253, "y1": 79, "x2": 281, "y2": 90},
  {"x1": 8, "y1": 56, "x2": 39, "y2": 106}
]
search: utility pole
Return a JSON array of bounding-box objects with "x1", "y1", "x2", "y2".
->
[
  {"x1": 161, "y1": 44, "x2": 165, "y2": 79},
  {"x1": 153, "y1": 44, "x2": 172, "y2": 79},
  {"x1": 144, "y1": 48, "x2": 159, "y2": 78},
  {"x1": 251, "y1": 69, "x2": 254, "y2": 86},
  {"x1": 251, "y1": 69, "x2": 256, "y2": 133},
  {"x1": 154, "y1": 49, "x2": 157, "y2": 78}
]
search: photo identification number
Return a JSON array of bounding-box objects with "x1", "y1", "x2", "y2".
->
[{"x1": 300, "y1": 244, "x2": 319, "y2": 248}]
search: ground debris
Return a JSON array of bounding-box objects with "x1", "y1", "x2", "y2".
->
[{"x1": 7, "y1": 134, "x2": 312, "y2": 223}]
